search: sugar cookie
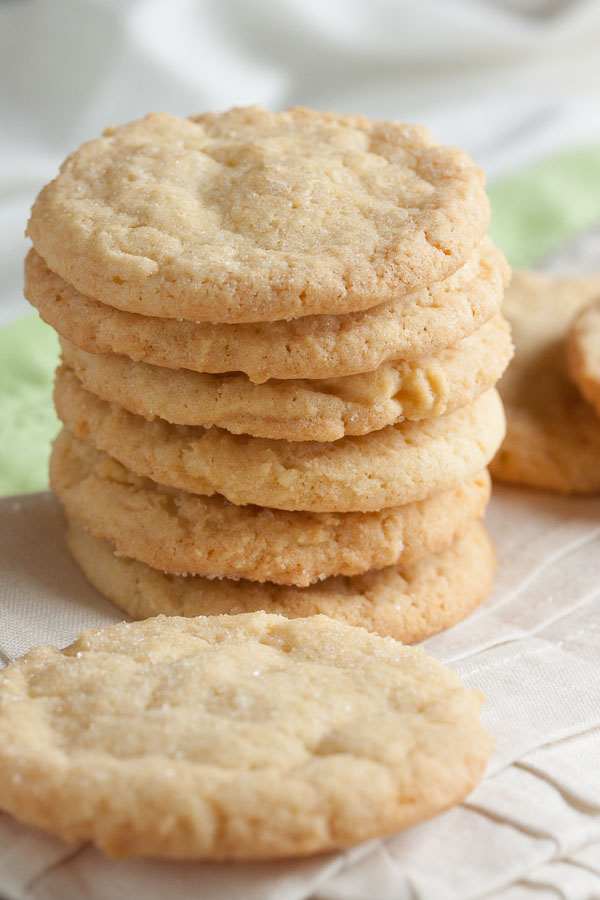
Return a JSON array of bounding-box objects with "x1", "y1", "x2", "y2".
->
[
  {"x1": 59, "y1": 314, "x2": 512, "y2": 441},
  {"x1": 67, "y1": 519, "x2": 495, "y2": 646},
  {"x1": 26, "y1": 241, "x2": 508, "y2": 382},
  {"x1": 51, "y1": 428, "x2": 491, "y2": 585},
  {"x1": 491, "y1": 271, "x2": 600, "y2": 493},
  {"x1": 55, "y1": 366, "x2": 505, "y2": 512},
  {"x1": 28, "y1": 108, "x2": 489, "y2": 323}
]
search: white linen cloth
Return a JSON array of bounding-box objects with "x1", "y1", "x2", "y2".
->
[{"x1": 1, "y1": 487, "x2": 599, "y2": 900}]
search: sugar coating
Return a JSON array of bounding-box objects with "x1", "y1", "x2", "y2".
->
[
  {"x1": 0, "y1": 612, "x2": 492, "y2": 859},
  {"x1": 25, "y1": 241, "x2": 508, "y2": 383},
  {"x1": 51, "y1": 429, "x2": 491, "y2": 585},
  {"x1": 58, "y1": 314, "x2": 512, "y2": 442},
  {"x1": 566, "y1": 294, "x2": 600, "y2": 417},
  {"x1": 54, "y1": 367, "x2": 505, "y2": 512},
  {"x1": 491, "y1": 270, "x2": 600, "y2": 493},
  {"x1": 27, "y1": 108, "x2": 490, "y2": 323}
]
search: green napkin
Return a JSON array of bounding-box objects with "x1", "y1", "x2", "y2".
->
[
  {"x1": 2, "y1": 144, "x2": 600, "y2": 496},
  {"x1": 487, "y1": 145, "x2": 600, "y2": 268},
  {"x1": 0, "y1": 315, "x2": 60, "y2": 495}
]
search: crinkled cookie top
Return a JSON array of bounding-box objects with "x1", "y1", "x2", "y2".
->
[
  {"x1": 0, "y1": 613, "x2": 491, "y2": 859},
  {"x1": 28, "y1": 107, "x2": 489, "y2": 323}
]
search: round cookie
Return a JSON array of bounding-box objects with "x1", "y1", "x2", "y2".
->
[
  {"x1": 566, "y1": 294, "x2": 600, "y2": 417},
  {"x1": 51, "y1": 428, "x2": 491, "y2": 585},
  {"x1": 26, "y1": 241, "x2": 508, "y2": 382},
  {"x1": 491, "y1": 271, "x2": 600, "y2": 493},
  {"x1": 27, "y1": 107, "x2": 490, "y2": 324},
  {"x1": 0, "y1": 611, "x2": 492, "y2": 860},
  {"x1": 59, "y1": 315, "x2": 512, "y2": 442},
  {"x1": 54, "y1": 366, "x2": 505, "y2": 512},
  {"x1": 68, "y1": 518, "x2": 495, "y2": 645}
]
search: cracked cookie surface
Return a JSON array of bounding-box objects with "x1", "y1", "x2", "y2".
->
[
  {"x1": 0, "y1": 611, "x2": 492, "y2": 860},
  {"x1": 27, "y1": 107, "x2": 490, "y2": 323}
]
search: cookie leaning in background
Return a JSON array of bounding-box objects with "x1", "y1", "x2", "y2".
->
[
  {"x1": 566, "y1": 294, "x2": 600, "y2": 417},
  {"x1": 491, "y1": 271, "x2": 600, "y2": 493},
  {"x1": 0, "y1": 613, "x2": 493, "y2": 860}
]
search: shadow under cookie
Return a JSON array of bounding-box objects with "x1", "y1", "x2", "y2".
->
[{"x1": 492, "y1": 270, "x2": 600, "y2": 494}]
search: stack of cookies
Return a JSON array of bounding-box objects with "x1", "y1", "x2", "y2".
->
[{"x1": 26, "y1": 107, "x2": 512, "y2": 643}]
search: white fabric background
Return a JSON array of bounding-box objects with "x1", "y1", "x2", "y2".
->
[
  {"x1": 1, "y1": 1, "x2": 600, "y2": 897},
  {"x1": 2, "y1": 0, "x2": 600, "y2": 323}
]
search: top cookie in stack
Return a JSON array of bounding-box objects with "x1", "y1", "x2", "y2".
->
[
  {"x1": 26, "y1": 107, "x2": 511, "y2": 641},
  {"x1": 29, "y1": 108, "x2": 492, "y2": 323}
]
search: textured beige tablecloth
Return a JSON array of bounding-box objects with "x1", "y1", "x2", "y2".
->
[{"x1": 0, "y1": 488, "x2": 599, "y2": 900}]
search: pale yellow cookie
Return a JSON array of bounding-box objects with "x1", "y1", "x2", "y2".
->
[
  {"x1": 26, "y1": 241, "x2": 508, "y2": 382},
  {"x1": 566, "y1": 294, "x2": 600, "y2": 417},
  {"x1": 27, "y1": 108, "x2": 490, "y2": 323},
  {"x1": 54, "y1": 366, "x2": 505, "y2": 512},
  {"x1": 67, "y1": 518, "x2": 495, "y2": 645},
  {"x1": 59, "y1": 315, "x2": 512, "y2": 442},
  {"x1": 51, "y1": 428, "x2": 491, "y2": 585},
  {"x1": 491, "y1": 270, "x2": 600, "y2": 493},
  {"x1": 0, "y1": 611, "x2": 492, "y2": 860}
]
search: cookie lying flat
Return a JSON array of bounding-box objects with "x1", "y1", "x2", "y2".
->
[
  {"x1": 60, "y1": 315, "x2": 512, "y2": 442},
  {"x1": 67, "y1": 518, "x2": 495, "y2": 646},
  {"x1": 55, "y1": 366, "x2": 505, "y2": 512},
  {"x1": 26, "y1": 241, "x2": 508, "y2": 382},
  {"x1": 27, "y1": 107, "x2": 489, "y2": 323},
  {"x1": 566, "y1": 294, "x2": 600, "y2": 417},
  {"x1": 491, "y1": 271, "x2": 600, "y2": 493},
  {"x1": 0, "y1": 612, "x2": 492, "y2": 860},
  {"x1": 51, "y1": 429, "x2": 491, "y2": 585}
]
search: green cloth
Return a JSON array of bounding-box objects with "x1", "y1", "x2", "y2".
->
[
  {"x1": 2, "y1": 144, "x2": 600, "y2": 496},
  {"x1": 487, "y1": 145, "x2": 600, "y2": 269},
  {"x1": 0, "y1": 316, "x2": 60, "y2": 495}
]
